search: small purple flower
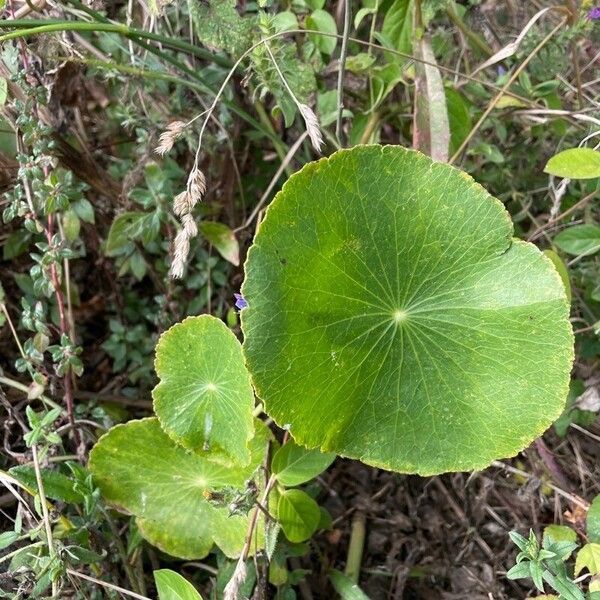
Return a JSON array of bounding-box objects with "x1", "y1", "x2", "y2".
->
[
  {"x1": 588, "y1": 6, "x2": 600, "y2": 20},
  {"x1": 234, "y1": 293, "x2": 248, "y2": 310}
]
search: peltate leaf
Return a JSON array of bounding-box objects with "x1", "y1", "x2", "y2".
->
[
  {"x1": 153, "y1": 315, "x2": 254, "y2": 466},
  {"x1": 88, "y1": 418, "x2": 270, "y2": 559},
  {"x1": 241, "y1": 145, "x2": 573, "y2": 475}
]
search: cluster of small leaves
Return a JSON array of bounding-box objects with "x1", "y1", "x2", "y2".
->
[
  {"x1": 508, "y1": 530, "x2": 582, "y2": 598},
  {"x1": 508, "y1": 521, "x2": 600, "y2": 600}
]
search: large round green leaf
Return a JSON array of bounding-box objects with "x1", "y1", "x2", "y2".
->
[
  {"x1": 153, "y1": 315, "x2": 254, "y2": 466},
  {"x1": 88, "y1": 418, "x2": 270, "y2": 558},
  {"x1": 241, "y1": 145, "x2": 573, "y2": 475}
]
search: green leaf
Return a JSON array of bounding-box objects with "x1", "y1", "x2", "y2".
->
[
  {"x1": 9, "y1": 466, "x2": 83, "y2": 504},
  {"x1": 575, "y1": 543, "x2": 600, "y2": 576},
  {"x1": 105, "y1": 212, "x2": 146, "y2": 256},
  {"x1": 154, "y1": 569, "x2": 203, "y2": 600},
  {"x1": 272, "y1": 442, "x2": 335, "y2": 487},
  {"x1": 153, "y1": 315, "x2": 255, "y2": 465},
  {"x1": 544, "y1": 148, "x2": 600, "y2": 179},
  {"x1": 277, "y1": 489, "x2": 320, "y2": 543},
  {"x1": 88, "y1": 418, "x2": 271, "y2": 558},
  {"x1": 241, "y1": 145, "x2": 573, "y2": 475},
  {"x1": 506, "y1": 560, "x2": 531, "y2": 580},
  {"x1": 554, "y1": 224, "x2": 600, "y2": 257},
  {"x1": 588, "y1": 495, "x2": 600, "y2": 543},
  {"x1": 2, "y1": 231, "x2": 31, "y2": 260},
  {"x1": 329, "y1": 569, "x2": 370, "y2": 600},
  {"x1": 62, "y1": 209, "x2": 81, "y2": 242},
  {"x1": 72, "y1": 198, "x2": 95, "y2": 224},
  {"x1": 354, "y1": 7, "x2": 376, "y2": 30},
  {"x1": 273, "y1": 11, "x2": 298, "y2": 32},
  {"x1": 306, "y1": 9, "x2": 337, "y2": 55},
  {"x1": 542, "y1": 571, "x2": 585, "y2": 600},
  {"x1": 381, "y1": 0, "x2": 413, "y2": 56},
  {"x1": 0, "y1": 531, "x2": 19, "y2": 551},
  {"x1": 446, "y1": 88, "x2": 472, "y2": 155},
  {"x1": 543, "y1": 524, "x2": 577, "y2": 546},
  {"x1": 413, "y1": 35, "x2": 450, "y2": 162},
  {"x1": 187, "y1": 0, "x2": 253, "y2": 57},
  {"x1": 199, "y1": 222, "x2": 240, "y2": 266}
]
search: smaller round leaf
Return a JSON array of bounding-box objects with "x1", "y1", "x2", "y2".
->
[
  {"x1": 153, "y1": 315, "x2": 254, "y2": 465},
  {"x1": 89, "y1": 418, "x2": 270, "y2": 559}
]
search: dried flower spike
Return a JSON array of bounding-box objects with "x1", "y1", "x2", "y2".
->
[
  {"x1": 169, "y1": 167, "x2": 207, "y2": 278},
  {"x1": 187, "y1": 168, "x2": 206, "y2": 205},
  {"x1": 299, "y1": 104, "x2": 323, "y2": 153},
  {"x1": 155, "y1": 120, "x2": 186, "y2": 156}
]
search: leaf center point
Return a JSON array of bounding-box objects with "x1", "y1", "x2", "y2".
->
[{"x1": 392, "y1": 309, "x2": 408, "y2": 324}]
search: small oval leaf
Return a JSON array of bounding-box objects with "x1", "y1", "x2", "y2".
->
[
  {"x1": 554, "y1": 224, "x2": 600, "y2": 257},
  {"x1": 154, "y1": 569, "x2": 204, "y2": 600},
  {"x1": 544, "y1": 148, "x2": 600, "y2": 180},
  {"x1": 277, "y1": 489, "x2": 321, "y2": 543},
  {"x1": 199, "y1": 221, "x2": 240, "y2": 266},
  {"x1": 272, "y1": 442, "x2": 336, "y2": 487}
]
